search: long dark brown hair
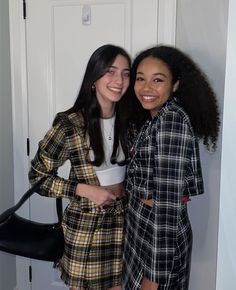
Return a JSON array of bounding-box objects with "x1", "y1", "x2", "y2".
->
[{"x1": 54, "y1": 44, "x2": 131, "y2": 165}]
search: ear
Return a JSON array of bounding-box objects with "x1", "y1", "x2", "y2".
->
[{"x1": 172, "y1": 80, "x2": 180, "y2": 92}]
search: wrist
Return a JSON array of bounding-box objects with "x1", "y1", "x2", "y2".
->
[{"x1": 76, "y1": 183, "x2": 87, "y2": 197}]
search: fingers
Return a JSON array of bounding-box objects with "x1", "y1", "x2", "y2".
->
[
  {"x1": 102, "y1": 191, "x2": 116, "y2": 205},
  {"x1": 92, "y1": 189, "x2": 115, "y2": 206},
  {"x1": 102, "y1": 184, "x2": 125, "y2": 199}
]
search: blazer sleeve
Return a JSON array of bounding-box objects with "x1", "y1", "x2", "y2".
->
[
  {"x1": 150, "y1": 110, "x2": 194, "y2": 284},
  {"x1": 28, "y1": 120, "x2": 78, "y2": 200}
]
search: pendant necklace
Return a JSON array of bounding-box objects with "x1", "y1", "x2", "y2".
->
[
  {"x1": 104, "y1": 126, "x2": 114, "y2": 140},
  {"x1": 101, "y1": 116, "x2": 115, "y2": 141}
]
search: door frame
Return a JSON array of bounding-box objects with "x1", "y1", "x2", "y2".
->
[{"x1": 9, "y1": 0, "x2": 176, "y2": 289}]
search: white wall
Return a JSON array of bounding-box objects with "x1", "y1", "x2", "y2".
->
[
  {"x1": 0, "y1": 0, "x2": 16, "y2": 289},
  {"x1": 216, "y1": 0, "x2": 236, "y2": 288},
  {"x1": 1, "y1": 0, "x2": 233, "y2": 289},
  {"x1": 175, "y1": 0, "x2": 228, "y2": 289}
]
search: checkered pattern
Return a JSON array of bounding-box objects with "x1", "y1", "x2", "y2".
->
[
  {"x1": 123, "y1": 100, "x2": 204, "y2": 289},
  {"x1": 60, "y1": 199, "x2": 125, "y2": 289},
  {"x1": 29, "y1": 112, "x2": 125, "y2": 289},
  {"x1": 29, "y1": 112, "x2": 100, "y2": 200}
]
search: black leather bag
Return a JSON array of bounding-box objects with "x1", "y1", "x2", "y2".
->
[{"x1": 0, "y1": 179, "x2": 64, "y2": 262}]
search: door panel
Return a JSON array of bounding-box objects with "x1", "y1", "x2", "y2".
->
[
  {"x1": 52, "y1": 2, "x2": 130, "y2": 116},
  {"x1": 27, "y1": 0, "x2": 131, "y2": 157}
]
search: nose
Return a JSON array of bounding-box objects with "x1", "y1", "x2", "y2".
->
[
  {"x1": 142, "y1": 81, "x2": 153, "y2": 91},
  {"x1": 114, "y1": 72, "x2": 123, "y2": 85}
]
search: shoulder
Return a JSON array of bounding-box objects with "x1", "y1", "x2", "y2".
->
[
  {"x1": 150, "y1": 101, "x2": 195, "y2": 141},
  {"x1": 41, "y1": 111, "x2": 85, "y2": 145},
  {"x1": 53, "y1": 111, "x2": 85, "y2": 133},
  {"x1": 55, "y1": 111, "x2": 84, "y2": 127},
  {"x1": 162, "y1": 101, "x2": 189, "y2": 121},
  {"x1": 158, "y1": 100, "x2": 194, "y2": 133}
]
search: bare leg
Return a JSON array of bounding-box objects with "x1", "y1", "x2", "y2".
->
[{"x1": 141, "y1": 277, "x2": 158, "y2": 290}]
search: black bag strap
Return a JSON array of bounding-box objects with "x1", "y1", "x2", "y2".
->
[
  {"x1": 0, "y1": 178, "x2": 63, "y2": 223},
  {"x1": 56, "y1": 196, "x2": 63, "y2": 224}
]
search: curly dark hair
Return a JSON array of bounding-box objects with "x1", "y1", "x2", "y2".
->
[{"x1": 127, "y1": 45, "x2": 220, "y2": 150}]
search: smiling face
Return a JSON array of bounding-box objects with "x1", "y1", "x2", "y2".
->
[
  {"x1": 95, "y1": 54, "x2": 130, "y2": 117},
  {"x1": 134, "y1": 57, "x2": 179, "y2": 118}
]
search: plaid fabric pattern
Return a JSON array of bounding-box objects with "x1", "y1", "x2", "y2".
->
[
  {"x1": 60, "y1": 199, "x2": 125, "y2": 289},
  {"x1": 29, "y1": 112, "x2": 126, "y2": 289},
  {"x1": 29, "y1": 112, "x2": 100, "y2": 200},
  {"x1": 123, "y1": 100, "x2": 204, "y2": 289}
]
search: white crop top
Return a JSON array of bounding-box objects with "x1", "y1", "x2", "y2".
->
[{"x1": 88, "y1": 116, "x2": 126, "y2": 186}]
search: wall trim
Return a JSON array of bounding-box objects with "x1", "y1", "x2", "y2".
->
[
  {"x1": 158, "y1": 0, "x2": 176, "y2": 45},
  {"x1": 9, "y1": 1, "x2": 31, "y2": 289}
]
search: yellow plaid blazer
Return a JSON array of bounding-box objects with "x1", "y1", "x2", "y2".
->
[{"x1": 29, "y1": 111, "x2": 100, "y2": 209}]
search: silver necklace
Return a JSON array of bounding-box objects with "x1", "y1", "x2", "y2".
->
[{"x1": 101, "y1": 117, "x2": 115, "y2": 141}]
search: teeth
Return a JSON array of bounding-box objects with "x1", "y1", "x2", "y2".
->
[
  {"x1": 142, "y1": 95, "x2": 155, "y2": 100},
  {"x1": 110, "y1": 87, "x2": 122, "y2": 93}
]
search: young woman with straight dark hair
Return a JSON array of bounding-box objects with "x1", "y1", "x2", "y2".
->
[{"x1": 29, "y1": 44, "x2": 131, "y2": 290}]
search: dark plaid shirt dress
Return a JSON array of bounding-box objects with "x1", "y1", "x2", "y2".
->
[
  {"x1": 29, "y1": 112, "x2": 126, "y2": 289},
  {"x1": 123, "y1": 99, "x2": 204, "y2": 290}
]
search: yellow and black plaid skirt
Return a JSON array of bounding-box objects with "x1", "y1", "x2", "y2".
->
[{"x1": 59, "y1": 197, "x2": 126, "y2": 289}]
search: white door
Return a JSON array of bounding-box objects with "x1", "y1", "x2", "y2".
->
[
  {"x1": 28, "y1": 1, "x2": 133, "y2": 289},
  {"x1": 27, "y1": 1, "x2": 133, "y2": 289},
  {"x1": 9, "y1": 0, "x2": 176, "y2": 290}
]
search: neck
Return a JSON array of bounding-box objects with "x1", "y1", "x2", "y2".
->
[
  {"x1": 101, "y1": 111, "x2": 115, "y2": 119},
  {"x1": 101, "y1": 104, "x2": 115, "y2": 119}
]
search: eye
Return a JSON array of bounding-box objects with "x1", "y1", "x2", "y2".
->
[
  {"x1": 123, "y1": 71, "x2": 130, "y2": 78},
  {"x1": 153, "y1": 78, "x2": 164, "y2": 83},
  {"x1": 106, "y1": 69, "x2": 115, "y2": 75},
  {"x1": 136, "y1": 76, "x2": 144, "y2": 81}
]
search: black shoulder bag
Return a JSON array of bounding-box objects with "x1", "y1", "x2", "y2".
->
[{"x1": 0, "y1": 179, "x2": 64, "y2": 262}]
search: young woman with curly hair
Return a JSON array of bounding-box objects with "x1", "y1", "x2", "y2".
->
[{"x1": 123, "y1": 45, "x2": 220, "y2": 290}]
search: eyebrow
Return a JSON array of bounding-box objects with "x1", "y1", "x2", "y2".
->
[
  {"x1": 109, "y1": 65, "x2": 130, "y2": 71},
  {"x1": 136, "y1": 72, "x2": 167, "y2": 77}
]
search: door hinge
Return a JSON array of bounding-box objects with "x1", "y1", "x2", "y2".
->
[
  {"x1": 29, "y1": 265, "x2": 32, "y2": 282},
  {"x1": 27, "y1": 138, "x2": 30, "y2": 156},
  {"x1": 23, "y1": 0, "x2": 26, "y2": 19}
]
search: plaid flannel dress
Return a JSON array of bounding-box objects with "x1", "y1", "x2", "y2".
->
[
  {"x1": 29, "y1": 112, "x2": 125, "y2": 289},
  {"x1": 123, "y1": 100, "x2": 204, "y2": 290}
]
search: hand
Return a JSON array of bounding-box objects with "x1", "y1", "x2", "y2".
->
[
  {"x1": 102, "y1": 183, "x2": 125, "y2": 199},
  {"x1": 76, "y1": 183, "x2": 117, "y2": 206}
]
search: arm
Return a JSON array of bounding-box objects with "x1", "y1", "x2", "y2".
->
[
  {"x1": 150, "y1": 111, "x2": 194, "y2": 284},
  {"x1": 29, "y1": 121, "x2": 78, "y2": 199},
  {"x1": 29, "y1": 120, "x2": 117, "y2": 205}
]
